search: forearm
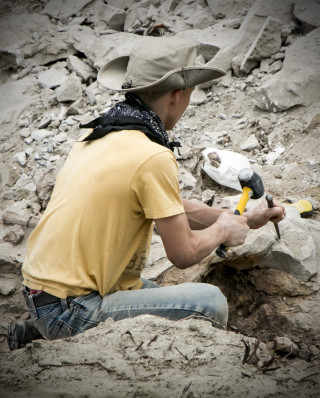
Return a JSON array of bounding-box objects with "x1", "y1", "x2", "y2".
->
[
  {"x1": 182, "y1": 198, "x2": 227, "y2": 230},
  {"x1": 182, "y1": 222, "x2": 228, "y2": 268}
]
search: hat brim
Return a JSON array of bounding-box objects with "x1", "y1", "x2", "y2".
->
[{"x1": 97, "y1": 56, "x2": 226, "y2": 92}]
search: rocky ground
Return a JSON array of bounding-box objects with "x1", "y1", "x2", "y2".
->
[{"x1": 0, "y1": 0, "x2": 320, "y2": 397}]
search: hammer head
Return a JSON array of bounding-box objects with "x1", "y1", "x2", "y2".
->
[{"x1": 238, "y1": 168, "x2": 264, "y2": 199}]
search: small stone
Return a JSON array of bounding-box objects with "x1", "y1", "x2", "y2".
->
[
  {"x1": 31, "y1": 129, "x2": 54, "y2": 142},
  {"x1": 218, "y1": 113, "x2": 226, "y2": 120},
  {"x1": 38, "y1": 115, "x2": 52, "y2": 129},
  {"x1": 3, "y1": 225, "x2": 25, "y2": 245},
  {"x1": 13, "y1": 152, "x2": 27, "y2": 167},
  {"x1": 274, "y1": 336, "x2": 299, "y2": 356},
  {"x1": 0, "y1": 277, "x2": 18, "y2": 295},
  {"x1": 241, "y1": 134, "x2": 261, "y2": 151},
  {"x1": 20, "y1": 128, "x2": 30, "y2": 138}
]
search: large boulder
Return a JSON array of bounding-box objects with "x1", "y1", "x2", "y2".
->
[{"x1": 254, "y1": 28, "x2": 320, "y2": 112}]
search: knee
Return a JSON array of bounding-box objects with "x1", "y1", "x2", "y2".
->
[{"x1": 195, "y1": 283, "x2": 229, "y2": 328}]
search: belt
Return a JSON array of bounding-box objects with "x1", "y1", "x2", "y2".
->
[{"x1": 32, "y1": 291, "x2": 61, "y2": 307}]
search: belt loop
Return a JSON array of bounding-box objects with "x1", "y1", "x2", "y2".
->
[
  {"x1": 60, "y1": 298, "x2": 69, "y2": 311},
  {"x1": 22, "y1": 286, "x2": 39, "y2": 320}
]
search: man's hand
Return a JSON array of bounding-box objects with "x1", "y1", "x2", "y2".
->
[
  {"x1": 245, "y1": 199, "x2": 285, "y2": 230},
  {"x1": 215, "y1": 211, "x2": 250, "y2": 247}
]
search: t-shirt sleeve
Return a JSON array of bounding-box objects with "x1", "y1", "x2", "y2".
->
[{"x1": 131, "y1": 150, "x2": 185, "y2": 219}]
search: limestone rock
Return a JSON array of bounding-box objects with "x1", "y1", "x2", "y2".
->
[
  {"x1": 56, "y1": 75, "x2": 82, "y2": 103},
  {"x1": 240, "y1": 16, "x2": 282, "y2": 72},
  {"x1": 0, "y1": 276, "x2": 18, "y2": 295},
  {"x1": 3, "y1": 225, "x2": 25, "y2": 245},
  {"x1": 185, "y1": 4, "x2": 214, "y2": 29},
  {"x1": 179, "y1": 168, "x2": 197, "y2": 191},
  {"x1": 100, "y1": 5, "x2": 127, "y2": 31},
  {"x1": 190, "y1": 87, "x2": 207, "y2": 105},
  {"x1": 258, "y1": 217, "x2": 317, "y2": 282},
  {"x1": 42, "y1": 0, "x2": 94, "y2": 19},
  {"x1": 106, "y1": 0, "x2": 136, "y2": 10},
  {"x1": 0, "y1": 13, "x2": 54, "y2": 67},
  {"x1": 293, "y1": 0, "x2": 320, "y2": 32},
  {"x1": 240, "y1": 134, "x2": 261, "y2": 151},
  {"x1": 13, "y1": 151, "x2": 27, "y2": 167},
  {"x1": 205, "y1": 0, "x2": 293, "y2": 74},
  {"x1": 0, "y1": 78, "x2": 37, "y2": 125},
  {"x1": 254, "y1": 28, "x2": 320, "y2": 112},
  {"x1": 38, "y1": 68, "x2": 68, "y2": 89},
  {"x1": 66, "y1": 56, "x2": 96, "y2": 82},
  {"x1": 31, "y1": 129, "x2": 54, "y2": 142},
  {"x1": 36, "y1": 170, "x2": 58, "y2": 210},
  {"x1": 206, "y1": 0, "x2": 255, "y2": 19},
  {"x1": 2, "y1": 206, "x2": 32, "y2": 227}
]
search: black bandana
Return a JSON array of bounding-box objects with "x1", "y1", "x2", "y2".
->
[{"x1": 79, "y1": 93, "x2": 181, "y2": 152}]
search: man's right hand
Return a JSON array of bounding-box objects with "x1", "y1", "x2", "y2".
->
[
  {"x1": 215, "y1": 211, "x2": 249, "y2": 247},
  {"x1": 155, "y1": 210, "x2": 250, "y2": 269}
]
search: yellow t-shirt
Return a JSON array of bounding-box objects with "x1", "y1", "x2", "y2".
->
[{"x1": 22, "y1": 130, "x2": 185, "y2": 298}]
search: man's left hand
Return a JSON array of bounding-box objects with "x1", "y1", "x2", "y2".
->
[{"x1": 245, "y1": 199, "x2": 286, "y2": 229}]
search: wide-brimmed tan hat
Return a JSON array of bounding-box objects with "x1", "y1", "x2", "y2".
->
[{"x1": 97, "y1": 36, "x2": 225, "y2": 92}]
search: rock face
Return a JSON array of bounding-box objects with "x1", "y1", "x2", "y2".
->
[{"x1": 0, "y1": 0, "x2": 320, "y2": 396}]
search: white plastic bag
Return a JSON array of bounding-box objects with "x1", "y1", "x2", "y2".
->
[{"x1": 201, "y1": 147, "x2": 251, "y2": 191}]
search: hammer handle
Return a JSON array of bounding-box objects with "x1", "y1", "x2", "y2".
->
[
  {"x1": 216, "y1": 187, "x2": 252, "y2": 258},
  {"x1": 266, "y1": 194, "x2": 281, "y2": 239}
]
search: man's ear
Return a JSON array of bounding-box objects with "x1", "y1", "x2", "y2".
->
[{"x1": 171, "y1": 89, "x2": 182, "y2": 105}]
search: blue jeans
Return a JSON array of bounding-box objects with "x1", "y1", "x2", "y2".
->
[{"x1": 23, "y1": 279, "x2": 228, "y2": 341}]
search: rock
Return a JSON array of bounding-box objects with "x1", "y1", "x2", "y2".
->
[
  {"x1": 100, "y1": 5, "x2": 127, "y2": 31},
  {"x1": 143, "y1": 234, "x2": 173, "y2": 280},
  {"x1": 240, "y1": 134, "x2": 261, "y2": 151},
  {"x1": 260, "y1": 59, "x2": 270, "y2": 73},
  {"x1": 205, "y1": 0, "x2": 293, "y2": 76},
  {"x1": 56, "y1": 75, "x2": 82, "y2": 103},
  {"x1": 66, "y1": 56, "x2": 96, "y2": 82},
  {"x1": 240, "y1": 16, "x2": 282, "y2": 73},
  {"x1": 2, "y1": 207, "x2": 32, "y2": 227},
  {"x1": 0, "y1": 276, "x2": 18, "y2": 295},
  {"x1": 257, "y1": 213, "x2": 317, "y2": 282},
  {"x1": 106, "y1": 0, "x2": 136, "y2": 10},
  {"x1": 232, "y1": 53, "x2": 258, "y2": 76},
  {"x1": 0, "y1": 13, "x2": 54, "y2": 68},
  {"x1": 264, "y1": 145, "x2": 285, "y2": 165},
  {"x1": 42, "y1": 0, "x2": 94, "y2": 19},
  {"x1": 269, "y1": 60, "x2": 283, "y2": 74},
  {"x1": 274, "y1": 336, "x2": 299, "y2": 356},
  {"x1": 3, "y1": 225, "x2": 25, "y2": 245},
  {"x1": 293, "y1": 0, "x2": 320, "y2": 33},
  {"x1": 185, "y1": 4, "x2": 214, "y2": 29},
  {"x1": 0, "y1": 78, "x2": 37, "y2": 125},
  {"x1": 206, "y1": 0, "x2": 255, "y2": 19},
  {"x1": 190, "y1": 87, "x2": 207, "y2": 105},
  {"x1": 38, "y1": 68, "x2": 68, "y2": 89},
  {"x1": 36, "y1": 170, "x2": 58, "y2": 210},
  {"x1": 254, "y1": 28, "x2": 320, "y2": 112},
  {"x1": 52, "y1": 132, "x2": 68, "y2": 143},
  {"x1": 31, "y1": 129, "x2": 54, "y2": 142},
  {"x1": 179, "y1": 168, "x2": 197, "y2": 191},
  {"x1": 124, "y1": 9, "x2": 141, "y2": 32},
  {"x1": 38, "y1": 115, "x2": 52, "y2": 129},
  {"x1": 14, "y1": 173, "x2": 37, "y2": 195},
  {"x1": 13, "y1": 151, "x2": 27, "y2": 167}
]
